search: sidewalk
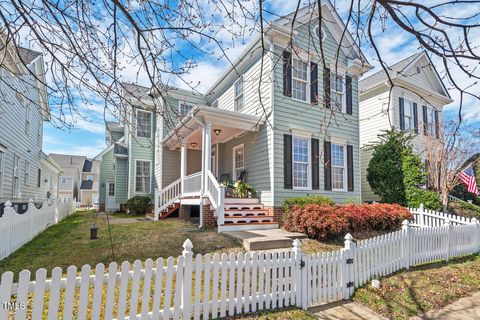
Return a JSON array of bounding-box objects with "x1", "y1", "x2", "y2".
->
[
  {"x1": 309, "y1": 300, "x2": 387, "y2": 320},
  {"x1": 411, "y1": 292, "x2": 480, "y2": 320}
]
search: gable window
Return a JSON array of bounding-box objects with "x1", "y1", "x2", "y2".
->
[
  {"x1": 232, "y1": 144, "x2": 244, "y2": 180},
  {"x1": 25, "y1": 106, "x2": 31, "y2": 135},
  {"x1": 135, "y1": 160, "x2": 151, "y2": 193},
  {"x1": 179, "y1": 101, "x2": 194, "y2": 117},
  {"x1": 24, "y1": 161, "x2": 30, "y2": 185},
  {"x1": 13, "y1": 155, "x2": 20, "y2": 198},
  {"x1": 234, "y1": 77, "x2": 244, "y2": 111},
  {"x1": 331, "y1": 143, "x2": 346, "y2": 191},
  {"x1": 292, "y1": 136, "x2": 310, "y2": 189},
  {"x1": 136, "y1": 110, "x2": 152, "y2": 138},
  {"x1": 403, "y1": 100, "x2": 414, "y2": 131},
  {"x1": 292, "y1": 58, "x2": 309, "y2": 102},
  {"x1": 330, "y1": 72, "x2": 345, "y2": 112},
  {"x1": 0, "y1": 150, "x2": 4, "y2": 196},
  {"x1": 314, "y1": 25, "x2": 327, "y2": 41}
]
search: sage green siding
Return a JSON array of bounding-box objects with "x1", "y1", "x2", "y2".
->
[
  {"x1": 272, "y1": 21, "x2": 361, "y2": 206},
  {"x1": 99, "y1": 147, "x2": 114, "y2": 204},
  {"x1": 115, "y1": 158, "x2": 128, "y2": 203}
]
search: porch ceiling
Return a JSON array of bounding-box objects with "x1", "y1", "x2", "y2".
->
[{"x1": 162, "y1": 106, "x2": 264, "y2": 150}]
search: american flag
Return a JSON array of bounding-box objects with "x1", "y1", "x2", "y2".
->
[{"x1": 459, "y1": 164, "x2": 478, "y2": 195}]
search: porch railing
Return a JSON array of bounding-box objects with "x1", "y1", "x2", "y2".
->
[
  {"x1": 205, "y1": 170, "x2": 225, "y2": 225},
  {"x1": 183, "y1": 172, "x2": 202, "y2": 195},
  {"x1": 155, "y1": 178, "x2": 182, "y2": 220}
]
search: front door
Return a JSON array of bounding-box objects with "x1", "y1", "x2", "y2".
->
[{"x1": 105, "y1": 182, "x2": 116, "y2": 211}]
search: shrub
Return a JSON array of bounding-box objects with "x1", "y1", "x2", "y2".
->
[
  {"x1": 125, "y1": 195, "x2": 151, "y2": 215},
  {"x1": 283, "y1": 203, "x2": 413, "y2": 240},
  {"x1": 283, "y1": 195, "x2": 335, "y2": 213},
  {"x1": 406, "y1": 188, "x2": 442, "y2": 211}
]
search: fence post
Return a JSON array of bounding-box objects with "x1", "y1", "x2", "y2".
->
[
  {"x1": 292, "y1": 239, "x2": 305, "y2": 309},
  {"x1": 182, "y1": 239, "x2": 193, "y2": 319},
  {"x1": 402, "y1": 219, "x2": 410, "y2": 270},
  {"x1": 343, "y1": 233, "x2": 354, "y2": 299},
  {"x1": 4, "y1": 201, "x2": 13, "y2": 258},
  {"x1": 444, "y1": 218, "x2": 452, "y2": 261},
  {"x1": 419, "y1": 203, "x2": 425, "y2": 227},
  {"x1": 472, "y1": 218, "x2": 480, "y2": 253}
]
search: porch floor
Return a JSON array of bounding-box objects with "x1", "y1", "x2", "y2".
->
[{"x1": 224, "y1": 228, "x2": 307, "y2": 251}]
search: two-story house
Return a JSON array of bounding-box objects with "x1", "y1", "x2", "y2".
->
[
  {"x1": 97, "y1": 3, "x2": 371, "y2": 231},
  {"x1": 0, "y1": 38, "x2": 63, "y2": 204},
  {"x1": 79, "y1": 159, "x2": 100, "y2": 207},
  {"x1": 359, "y1": 51, "x2": 453, "y2": 202}
]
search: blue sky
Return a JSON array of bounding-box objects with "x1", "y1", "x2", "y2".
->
[{"x1": 41, "y1": 0, "x2": 480, "y2": 158}]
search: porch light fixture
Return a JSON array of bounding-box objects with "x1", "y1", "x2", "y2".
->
[
  {"x1": 190, "y1": 142, "x2": 198, "y2": 148},
  {"x1": 213, "y1": 128, "x2": 222, "y2": 136}
]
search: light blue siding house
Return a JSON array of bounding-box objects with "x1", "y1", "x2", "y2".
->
[
  {"x1": 97, "y1": 3, "x2": 371, "y2": 232},
  {"x1": 0, "y1": 39, "x2": 63, "y2": 204}
]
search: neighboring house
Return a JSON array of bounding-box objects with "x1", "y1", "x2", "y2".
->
[
  {"x1": 0, "y1": 38, "x2": 62, "y2": 203},
  {"x1": 79, "y1": 159, "x2": 100, "y2": 207},
  {"x1": 98, "y1": 3, "x2": 371, "y2": 231},
  {"x1": 359, "y1": 51, "x2": 453, "y2": 202}
]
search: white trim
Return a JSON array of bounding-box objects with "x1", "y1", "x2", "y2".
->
[
  {"x1": 232, "y1": 144, "x2": 245, "y2": 181},
  {"x1": 269, "y1": 41, "x2": 275, "y2": 207},
  {"x1": 0, "y1": 149, "x2": 4, "y2": 197},
  {"x1": 290, "y1": 128, "x2": 312, "y2": 138},
  {"x1": 135, "y1": 109, "x2": 153, "y2": 139},
  {"x1": 314, "y1": 24, "x2": 327, "y2": 41},
  {"x1": 331, "y1": 141, "x2": 347, "y2": 192},
  {"x1": 291, "y1": 57, "x2": 310, "y2": 104},
  {"x1": 292, "y1": 135, "x2": 311, "y2": 190},
  {"x1": 234, "y1": 76, "x2": 244, "y2": 112},
  {"x1": 330, "y1": 71, "x2": 347, "y2": 113},
  {"x1": 134, "y1": 159, "x2": 152, "y2": 194}
]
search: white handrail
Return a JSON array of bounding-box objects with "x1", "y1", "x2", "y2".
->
[
  {"x1": 183, "y1": 172, "x2": 202, "y2": 195},
  {"x1": 448, "y1": 194, "x2": 462, "y2": 202},
  {"x1": 156, "y1": 178, "x2": 182, "y2": 219},
  {"x1": 205, "y1": 170, "x2": 225, "y2": 225}
]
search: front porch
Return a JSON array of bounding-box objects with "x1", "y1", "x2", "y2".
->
[{"x1": 153, "y1": 106, "x2": 277, "y2": 232}]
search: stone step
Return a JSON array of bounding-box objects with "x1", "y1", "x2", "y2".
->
[
  {"x1": 224, "y1": 209, "x2": 271, "y2": 217},
  {"x1": 218, "y1": 222, "x2": 279, "y2": 232},
  {"x1": 224, "y1": 216, "x2": 274, "y2": 224},
  {"x1": 243, "y1": 236, "x2": 294, "y2": 251}
]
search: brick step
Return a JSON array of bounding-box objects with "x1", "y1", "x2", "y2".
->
[
  {"x1": 224, "y1": 203, "x2": 264, "y2": 210},
  {"x1": 224, "y1": 210, "x2": 271, "y2": 217},
  {"x1": 224, "y1": 216, "x2": 274, "y2": 224}
]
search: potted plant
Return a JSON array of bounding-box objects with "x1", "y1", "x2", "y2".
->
[{"x1": 234, "y1": 182, "x2": 256, "y2": 198}]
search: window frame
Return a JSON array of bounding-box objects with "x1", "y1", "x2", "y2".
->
[
  {"x1": 330, "y1": 71, "x2": 346, "y2": 113},
  {"x1": 0, "y1": 149, "x2": 4, "y2": 197},
  {"x1": 108, "y1": 182, "x2": 115, "y2": 196},
  {"x1": 24, "y1": 161, "x2": 30, "y2": 185},
  {"x1": 13, "y1": 155, "x2": 20, "y2": 198},
  {"x1": 234, "y1": 77, "x2": 244, "y2": 112},
  {"x1": 86, "y1": 175, "x2": 94, "y2": 181},
  {"x1": 331, "y1": 142, "x2": 347, "y2": 192},
  {"x1": 135, "y1": 109, "x2": 152, "y2": 139},
  {"x1": 292, "y1": 135, "x2": 311, "y2": 190},
  {"x1": 37, "y1": 118, "x2": 42, "y2": 145},
  {"x1": 403, "y1": 99, "x2": 414, "y2": 131},
  {"x1": 178, "y1": 101, "x2": 194, "y2": 117},
  {"x1": 291, "y1": 57, "x2": 310, "y2": 103},
  {"x1": 314, "y1": 24, "x2": 327, "y2": 41},
  {"x1": 25, "y1": 106, "x2": 31, "y2": 135},
  {"x1": 134, "y1": 159, "x2": 152, "y2": 194},
  {"x1": 426, "y1": 107, "x2": 435, "y2": 136},
  {"x1": 232, "y1": 144, "x2": 245, "y2": 181}
]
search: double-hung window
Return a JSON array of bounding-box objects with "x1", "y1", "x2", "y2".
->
[
  {"x1": 403, "y1": 100, "x2": 414, "y2": 131},
  {"x1": 330, "y1": 72, "x2": 345, "y2": 112},
  {"x1": 331, "y1": 143, "x2": 346, "y2": 191},
  {"x1": 292, "y1": 136, "x2": 310, "y2": 189},
  {"x1": 0, "y1": 150, "x2": 4, "y2": 196},
  {"x1": 136, "y1": 110, "x2": 152, "y2": 138},
  {"x1": 233, "y1": 144, "x2": 244, "y2": 180},
  {"x1": 24, "y1": 161, "x2": 30, "y2": 185},
  {"x1": 292, "y1": 58, "x2": 308, "y2": 102},
  {"x1": 135, "y1": 160, "x2": 151, "y2": 193},
  {"x1": 234, "y1": 78, "x2": 244, "y2": 111},
  {"x1": 179, "y1": 102, "x2": 194, "y2": 117},
  {"x1": 427, "y1": 107, "x2": 435, "y2": 136},
  {"x1": 13, "y1": 155, "x2": 20, "y2": 198}
]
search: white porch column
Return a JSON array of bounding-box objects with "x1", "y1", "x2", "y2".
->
[
  {"x1": 180, "y1": 143, "x2": 187, "y2": 194},
  {"x1": 203, "y1": 122, "x2": 212, "y2": 184}
]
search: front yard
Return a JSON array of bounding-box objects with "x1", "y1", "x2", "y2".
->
[
  {"x1": 0, "y1": 209, "x2": 243, "y2": 276},
  {"x1": 353, "y1": 254, "x2": 480, "y2": 319}
]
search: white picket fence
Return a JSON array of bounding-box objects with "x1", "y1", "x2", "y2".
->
[
  {"x1": 0, "y1": 206, "x2": 479, "y2": 319},
  {"x1": 0, "y1": 198, "x2": 76, "y2": 260},
  {"x1": 410, "y1": 204, "x2": 473, "y2": 227}
]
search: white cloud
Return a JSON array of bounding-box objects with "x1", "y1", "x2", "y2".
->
[{"x1": 46, "y1": 144, "x2": 105, "y2": 159}]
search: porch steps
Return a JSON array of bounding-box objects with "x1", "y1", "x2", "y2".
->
[
  {"x1": 218, "y1": 199, "x2": 278, "y2": 232},
  {"x1": 146, "y1": 203, "x2": 180, "y2": 220}
]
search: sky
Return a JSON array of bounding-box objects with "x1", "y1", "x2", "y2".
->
[{"x1": 41, "y1": 0, "x2": 480, "y2": 158}]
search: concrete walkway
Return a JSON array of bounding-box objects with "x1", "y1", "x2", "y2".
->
[
  {"x1": 411, "y1": 292, "x2": 480, "y2": 320},
  {"x1": 309, "y1": 300, "x2": 387, "y2": 320},
  {"x1": 224, "y1": 228, "x2": 307, "y2": 251}
]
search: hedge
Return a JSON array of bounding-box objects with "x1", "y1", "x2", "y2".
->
[
  {"x1": 282, "y1": 195, "x2": 335, "y2": 213},
  {"x1": 284, "y1": 203, "x2": 413, "y2": 240}
]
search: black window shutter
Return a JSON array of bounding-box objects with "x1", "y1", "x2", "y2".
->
[
  {"x1": 323, "y1": 67, "x2": 331, "y2": 109},
  {"x1": 399, "y1": 97, "x2": 405, "y2": 131},
  {"x1": 37, "y1": 168, "x2": 41, "y2": 188},
  {"x1": 284, "y1": 134, "x2": 293, "y2": 189},
  {"x1": 413, "y1": 102, "x2": 418, "y2": 134},
  {"x1": 434, "y1": 109, "x2": 439, "y2": 139},
  {"x1": 346, "y1": 75, "x2": 353, "y2": 115},
  {"x1": 324, "y1": 140, "x2": 332, "y2": 191},
  {"x1": 423, "y1": 105, "x2": 428, "y2": 135},
  {"x1": 283, "y1": 51, "x2": 292, "y2": 97},
  {"x1": 310, "y1": 62, "x2": 318, "y2": 104},
  {"x1": 347, "y1": 145, "x2": 354, "y2": 191},
  {"x1": 311, "y1": 138, "x2": 319, "y2": 189}
]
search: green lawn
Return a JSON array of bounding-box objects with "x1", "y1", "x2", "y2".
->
[
  {"x1": 353, "y1": 254, "x2": 480, "y2": 319},
  {"x1": 237, "y1": 308, "x2": 317, "y2": 319},
  {"x1": 0, "y1": 209, "x2": 243, "y2": 277}
]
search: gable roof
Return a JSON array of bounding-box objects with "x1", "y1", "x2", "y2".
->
[
  {"x1": 359, "y1": 51, "x2": 451, "y2": 101},
  {"x1": 17, "y1": 47, "x2": 42, "y2": 64}
]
